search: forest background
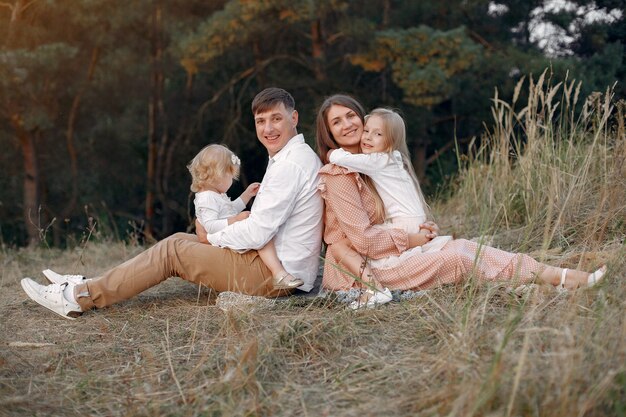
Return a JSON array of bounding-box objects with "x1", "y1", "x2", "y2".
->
[{"x1": 1, "y1": 0, "x2": 624, "y2": 247}]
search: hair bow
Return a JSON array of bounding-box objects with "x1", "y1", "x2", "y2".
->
[{"x1": 231, "y1": 154, "x2": 241, "y2": 166}]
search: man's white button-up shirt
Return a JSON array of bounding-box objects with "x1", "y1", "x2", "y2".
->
[{"x1": 207, "y1": 134, "x2": 323, "y2": 291}]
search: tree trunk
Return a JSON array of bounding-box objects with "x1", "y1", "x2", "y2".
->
[
  {"x1": 5, "y1": 0, "x2": 24, "y2": 46},
  {"x1": 252, "y1": 41, "x2": 266, "y2": 86},
  {"x1": 382, "y1": 0, "x2": 390, "y2": 27},
  {"x1": 412, "y1": 141, "x2": 428, "y2": 185},
  {"x1": 51, "y1": 47, "x2": 100, "y2": 245},
  {"x1": 412, "y1": 120, "x2": 430, "y2": 184},
  {"x1": 160, "y1": 70, "x2": 195, "y2": 235},
  {"x1": 311, "y1": 18, "x2": 325, "y2": 81},
  {"x1": 7, "y1": 1, "x2": 41, "y2": 245},
  {"x1": 12, "y1": 114, "x2": 40, "y2": 245},
  {"x1": 155, "y1": 5, "x2": 170, "y2": 237},
  {"x1": 145, "y1": 0, "x2": 164, "y2": 241}
]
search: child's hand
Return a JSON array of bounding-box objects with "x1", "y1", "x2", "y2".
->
[
  {"x1": 246, "y1": 182, "x2": 261, "y2": 196},
  {"x1": 326, "y1": 149, "x2": 336, "y2": 160},
  {"x1": 229, "y1": 211, "x2": 250, "y2": 224},
  {"x1": 241, "y1": 182, "x2": 261, "y2": 203}
]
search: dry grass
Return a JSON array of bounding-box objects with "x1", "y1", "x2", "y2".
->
[
  {"x1": 442, "y1": 70, "x2": 626, "y2": 255},
  {"x1": 1, "y1": 244, "x2": 624, "y2": 416},
  {"x1": 1, "y1": 72, "x2": 625, "y2": 416}
]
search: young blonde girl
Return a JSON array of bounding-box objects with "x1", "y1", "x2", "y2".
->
[
  {"x1": 327, "y1": 108, "x2": 452, "y2": 308},
  {"x1": 188, "y1": 144, "x2": 303, "y2": 290}
]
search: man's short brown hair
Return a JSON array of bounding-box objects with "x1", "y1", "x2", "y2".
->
[{"x1": 251, "y1": 87, "x2": 295, "y2": 115}]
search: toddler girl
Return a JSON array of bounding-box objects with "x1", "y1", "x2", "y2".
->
[{"x1": 188, "y1": 144, "x2": 303, "y2": 290}]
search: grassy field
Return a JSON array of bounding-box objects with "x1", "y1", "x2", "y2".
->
[{"x1": 1, "y1": 74, "x2": 625, "y2": 416}]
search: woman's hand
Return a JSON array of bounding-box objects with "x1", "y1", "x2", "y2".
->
[
  {"x1": 407, "y1": 222, "x2": 441, "y2": 248},
  {"x1": 195, "y1": 219, "x2": 209, "y2": 243},
  {"x1": 419, "y1": 221, "x2": 440, "y2": 237},
  {"x1": 407, "y1": 229, "x2": 433, "y2": 248}
]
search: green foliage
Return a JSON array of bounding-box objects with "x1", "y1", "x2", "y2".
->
[
  {"x1": 0, "y1": 0, "x2": 623, "y2": 246},
  {"x1": 178, "y1": 0, "x2": 349, "y2": 72},
  {"x1": 0, "y1": 43, "x2": 78, "y2": 128},
  {"x1": 351, "y1": 26, "x2": 482, "y2": 107}
]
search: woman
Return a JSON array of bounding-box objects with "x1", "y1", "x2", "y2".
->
[{"x1": 315, "y1": 94, "x2": 606, "y2": 304}]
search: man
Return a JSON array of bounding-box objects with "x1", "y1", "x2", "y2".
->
[{"x1": 21, "y1": 87, "x2": 324, "y2": 319}]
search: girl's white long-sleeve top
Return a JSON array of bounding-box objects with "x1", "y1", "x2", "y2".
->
[{"x1": 329, "y1": 149, "x2": 426, "y2": 222}]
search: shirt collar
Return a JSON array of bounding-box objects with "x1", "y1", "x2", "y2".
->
[{"x1": 269, "y1": 134, "x2": 304, "y2": 164}]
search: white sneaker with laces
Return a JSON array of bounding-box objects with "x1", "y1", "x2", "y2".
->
[
  {"x1": 20, "y1": 278, "x2": 82, "y2": 320},
  {"x1": 349, "y1": 287, "x2": 393, "y2": 310},
  {"x1": 42, "y1": 269, "x2": 87, "y2": 285}
]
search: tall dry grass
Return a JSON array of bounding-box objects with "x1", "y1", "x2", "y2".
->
[
  {"x1": 444, "y1": 70, "x2": 626, "y2": 257},
  {"x1": 1, "y1": 71, "x2": 625, "y2": 417}
]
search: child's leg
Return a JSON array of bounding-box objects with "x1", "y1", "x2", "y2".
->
[
  {"x1": 258, "y1": 239, "x2": 303, "y2": 289},
  {"x1": 257, "y1": 239, "x2": 284, "y2": 277},
  {"x1": 329, "y1": 238, "x2": 384, "y2": 291}
]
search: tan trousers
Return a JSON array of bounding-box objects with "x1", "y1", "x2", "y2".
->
[{"x1": 75, "y1": 232, "x2": 286, "y2": 311}]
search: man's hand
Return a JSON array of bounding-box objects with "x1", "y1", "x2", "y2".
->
[{"x1": 195, "y1": 219, "x2": 209, "y2": 243}]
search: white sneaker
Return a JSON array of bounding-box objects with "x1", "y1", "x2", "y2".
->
[
  {"x1": 20, "y1": 278, "x2": 82, "y2": 320},
  {"x1": 349, "y1": 287, "x2": 393, "y2": 310},
  {"x1": 42, "y1": 269, "x2": 87, "y2": 285}
]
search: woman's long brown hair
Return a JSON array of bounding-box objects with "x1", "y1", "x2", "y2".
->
[{"x1": 315, "y1": 94, "x2": 386, "y2": 223}]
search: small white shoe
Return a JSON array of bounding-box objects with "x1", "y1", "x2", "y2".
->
[
  {"x1": 587, "y1": 265, "x2": 607, "y2": 287},
  {"x1": 20, "y1": 278, "x2": 82, "y2": 320},
  {"x1": 349, "y1": 287, "x2": 393, "y2": 310},
  {"x1": 273, "y1": 271, "x2": 304, "y2": 290},
  {"x1": 42, "y1": 269, "x2": 87, "y2": 285}
]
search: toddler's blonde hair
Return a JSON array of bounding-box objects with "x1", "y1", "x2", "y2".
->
[{"x1": 187, "y1": 144, "x2": 240, "y2": 193}]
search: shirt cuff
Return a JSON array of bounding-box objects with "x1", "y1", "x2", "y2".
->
[{"x1": 233, "y1": 197, "x2": 246, "y2": 212}]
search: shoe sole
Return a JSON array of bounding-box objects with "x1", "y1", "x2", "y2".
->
[
  {"x1": 20, "y1": 279, "x2": 79, "y2": 320},
  {"x1": 273, "y1": 280, "x2": 304, "y2": 290}
]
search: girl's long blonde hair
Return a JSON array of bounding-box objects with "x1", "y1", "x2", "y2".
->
[{"x1": 366, "y1": 108, "x2": 431, "y2": 219}]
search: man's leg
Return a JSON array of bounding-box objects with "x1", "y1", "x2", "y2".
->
[{"x1": 75, "y1": 233, "x2": 284, "y2": 311}]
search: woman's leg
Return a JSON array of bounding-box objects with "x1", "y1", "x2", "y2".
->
[
  {"x1": 436, "y1": 239, "x2": 602, "y2": 288},
  {"x1": 449, "y1": 239, "x2": 605, "y2": 288},
  {"x1": 329, "y1": 238, "x2": 392, "y2": 309},
  {"x1": 372, "y1": 238, "x2": 603, "y2": 291},
  {"x1": 329, "y1": 238, "x2": 385, "y2": 291},
  {"x1": 532, "y1": 264, "x2": 607, "y2": 289}
]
